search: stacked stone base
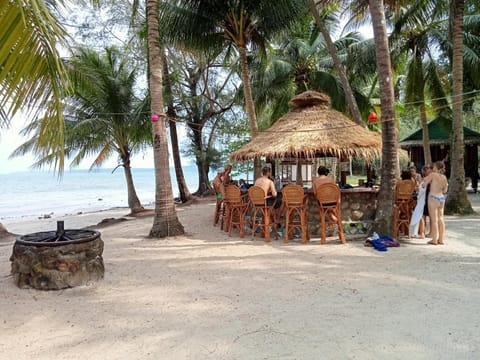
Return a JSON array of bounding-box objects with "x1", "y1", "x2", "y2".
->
[{"x1": 10, "y1": 237, "x2": 104, "y2": 290}]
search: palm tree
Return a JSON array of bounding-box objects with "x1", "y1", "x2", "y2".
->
[
  {"x1": 0, "y1": 0, "x2": 69, "y2": 168},
  {"x1": 11, "y1": 46, "x2": 152, "y2": 214},
  {"x1": 252, "y1": 25, "x2": 372, "y2": 126},
  {"x1": 308, "y1": 0, "x2": 364, "y2": 126},
  {"x1": 446, "y1": 0, "x2": 473, "y2": 214},
  {"x1": 146, "y1": 0, "x2": 184, "y2": 237},
  {"x1": 160, "y1": 0, "x2": 308, "y2": 178},
  {"x1": 369, "y1": 0, "x2": 399, "y2": 235},
  {"x1": 0, "y1": 0, "x2": 71, "y2": 235}
]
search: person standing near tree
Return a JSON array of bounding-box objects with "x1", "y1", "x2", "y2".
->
[{"x1": 422, "y1": 161, "x2": 448, "y2": 245}]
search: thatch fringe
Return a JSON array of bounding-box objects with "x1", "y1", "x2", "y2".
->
[{"x1": 231, "y1": 91, "x2": 382, "y2": 163}]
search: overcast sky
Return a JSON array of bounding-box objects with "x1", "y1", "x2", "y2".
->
[{"x1": 0, "y1": 114, "x2": 184, "y2": 174}]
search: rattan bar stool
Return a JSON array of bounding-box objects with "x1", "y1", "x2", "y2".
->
[{"x1": 282, "y1": 185, "x2": 309, "y2": 243}]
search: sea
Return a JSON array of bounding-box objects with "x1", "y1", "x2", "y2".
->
[{"x1": 0, "y1": 165, "x2": 207, "y2": 221}]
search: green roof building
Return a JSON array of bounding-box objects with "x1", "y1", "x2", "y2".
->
[{"x1": 400, "y1": 115, "x2": 480, "y2": 192}]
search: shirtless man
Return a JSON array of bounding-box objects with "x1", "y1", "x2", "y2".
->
[
  {"x1": 213, "y1": 164, "x2": 232, "y2": 198},
  {"x1": 422, "y1": 161, "x2": 448, "y2": 245},
  {"x1": 255, "y1": 166, "x2": 279, "y2": 206}
]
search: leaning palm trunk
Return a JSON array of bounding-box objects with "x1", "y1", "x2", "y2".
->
[
  {"x1": 122, "y1": 157, "x2": 144, "y2": 214},
  {"x1": 146, "y1": 0, "x2": 184, "y2": 237},
  {"x1": 238, "y1": 46, "x2": 262, "y2": 179},
  {"x1": 369, "y1": 0, "x2": 399, "y2": 235},
  {"x1": 309, "y1": 0, "x2": 364, "y2": 126},
  {"x1": 445, "y1": 0, "x2": 473, "y2": 214}
]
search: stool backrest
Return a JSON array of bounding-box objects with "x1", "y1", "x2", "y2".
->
[
  {"x1": 395, "y1": 180, "x2": 415, "y2": 202},
  {"x1": 315, "y1": 183, "x2": 340, "y2": 205},
  {"x1": 248, "y1": 185, "x2": 267, "y2": 206},
  {"x1": 282, "y1": 185, "x2": 305, "y2": 206},
  {"x1": 224, "y1": 185, "x2": 242, "y2": 202}
]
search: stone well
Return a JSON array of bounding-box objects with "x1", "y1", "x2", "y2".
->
[{"x1": 10, "y1": 221, "x2": 104, "y2": 290}]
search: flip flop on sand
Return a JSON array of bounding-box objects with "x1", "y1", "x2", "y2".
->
[{"x1": 427, "y1": 240, "x2": 438, "y2": 245}]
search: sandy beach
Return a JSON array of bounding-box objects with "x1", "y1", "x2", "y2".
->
[{"x1": 1, "y1": 194, "x2": 479, "y2": 359}]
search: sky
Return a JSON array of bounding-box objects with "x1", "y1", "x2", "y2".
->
[{"x1": 0, "y1": 113, "x2": 189, "y2": 174}]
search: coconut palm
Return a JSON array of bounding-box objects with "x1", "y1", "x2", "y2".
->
[
  {"x1": 11, "y1": 46, "x2": 151, "y2": 214},
  {"x1": 446, "y1": 0, "x2": 474, "y2": 214},
  {"x1": 308, "y1": 0, "x2": 364, "y2": 125},
  {"x1": 390, "y1": 1, "x2": 449, "y2": 166},
  {"x1": 0, "y1": 0, "x2": 71, "y2": 235},
  {"x1": 1, "y1": 1, "x2": 185, "y2": 237},
  {"x1": 252, "y1": 23, "x2": 372, "y2": 127},
  {"x1": 368, "y1": 0, "x2": 399, "y2": 235},
  {"x1": 146, "y1": 0, "x2": 185, "y2": 237},
  {"x1": 0, "y1": 0, "x2": 69, "y2": 168},
  {"x1": 159, "y1": 0, "x2": 308, "y2": 178}
]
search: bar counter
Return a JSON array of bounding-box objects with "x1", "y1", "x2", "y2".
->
[{"x1": 304, "y1": 187, "x2": 379, "y2": 236}]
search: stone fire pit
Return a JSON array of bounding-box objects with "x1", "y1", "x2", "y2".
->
[{"x1": 10, "y1": 221, "x2": 105, "y2": 290}]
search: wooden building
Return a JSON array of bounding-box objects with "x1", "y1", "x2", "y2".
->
[{"x1": 399, "y1": 115, "x2": 480, "y2": 191}]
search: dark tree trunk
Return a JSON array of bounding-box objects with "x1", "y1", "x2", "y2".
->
[
  {"x1": 161, "y1": 49, "x2": 193, "y2": 203},
  {"x1": 188, "y1": 122, "x2": 213, "y2": 196}
]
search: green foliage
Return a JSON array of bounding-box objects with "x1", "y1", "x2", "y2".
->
[
  {"x1": 0, "y1": 0, "x2": 70, "y2": 170},
  {"x1": 10, "y1": 46, "x2": 151, "y2": 170}
]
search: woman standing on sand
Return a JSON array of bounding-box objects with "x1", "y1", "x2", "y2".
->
[{"x1": 422, "y1": 161, "x2": 448, "y2": 245}]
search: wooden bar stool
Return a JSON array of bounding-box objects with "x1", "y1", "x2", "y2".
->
[
  {"x1": 248, "y1": 185, "x2": 278, "y2": 242},
  {"x1": 393, "y1": 180, "x2": 416, "y2": 238},
  {"x1": 221, "y1": 185, "x2": 242, "y2": 232},
  {"x1": 282, "y1": 185, "x2": 309, "y2": 244},
  {"x1": 221, "y1": 185, "x2": 249, "y2": 238},
  {"x1": 314, "y1": 183, "x2": 346, "y2": 244}
]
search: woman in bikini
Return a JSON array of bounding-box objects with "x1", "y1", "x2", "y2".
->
[{"x1": 422, "y1": 161, "x2": 448, "y2": 245}]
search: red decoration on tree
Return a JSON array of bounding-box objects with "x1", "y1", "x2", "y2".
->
[{"x1": 368, "y1": 111, "x2": 378, "y2": 123}]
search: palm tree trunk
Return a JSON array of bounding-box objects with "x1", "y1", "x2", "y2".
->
[
  {"x1": 161, "y1": 49, "x2": 193, "y2": 203},
  {"x1": 419, "y1": 100, "x2": 432, "y2": 165},
  {"x1": 122, "y1": 155, "x2": 144, "y2": 214},
  {"x1": 445, "y1": 0, "x2": 473, "y2": 214},
  {"x1": 146, "y1": 0, "x2": 184, "y2": 237},
  {"x1": 238, "y1": 45, "x2": 261, "y2": 179},
  {"x1": 369, "y1": 0, "x2": 399, "y2": 236},
  {"x1": 309, "y1": 0, "x2": 364, "y2": 126}
]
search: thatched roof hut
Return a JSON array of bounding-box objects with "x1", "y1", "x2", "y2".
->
[{"x1": 230, "y1": 91, "x2": 382, "y2": 163}]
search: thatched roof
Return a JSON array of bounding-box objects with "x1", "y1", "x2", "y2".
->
[
  {"x1": 230, "y1": 91, "x2": 382, "y2": 162},
  {"x1": 400, "y1": 115, "x2": 480, "y2": 147}
]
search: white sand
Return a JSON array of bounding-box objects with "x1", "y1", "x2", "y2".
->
[{"x1": 1, "y1": 195, "x2": 480, "y2": 359}]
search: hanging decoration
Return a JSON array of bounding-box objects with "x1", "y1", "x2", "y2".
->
[
  {"x1": 368, "y1": 111, "x2": 378, "y2": 123},
  {"x1": 151, "y1": 113, "x2": 159, "y2": 122}
]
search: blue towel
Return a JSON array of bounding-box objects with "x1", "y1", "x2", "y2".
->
[{"x1": 370, "y1": 239, "x2": 388, "y2": 251}]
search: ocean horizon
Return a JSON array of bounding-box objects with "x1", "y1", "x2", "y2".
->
[{"x1": 0, "y1": 165, "x2": 207, "y2": 221}]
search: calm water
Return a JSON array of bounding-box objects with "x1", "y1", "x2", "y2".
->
[{"x1": 0, "y1": 166, "x2": 203, "y2": 221}]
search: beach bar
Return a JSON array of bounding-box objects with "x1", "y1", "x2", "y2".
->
[{"x1": 230, "y1": 91, "x2": 383, "y2": 236}]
